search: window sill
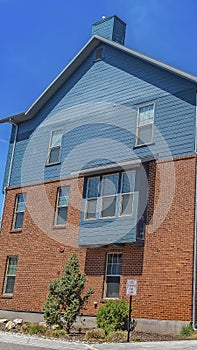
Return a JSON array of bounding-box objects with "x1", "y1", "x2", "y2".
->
[
  {"x1": 133, "y1": 142, "x2": 155, "y2": 149},
  {"x1": 45, "y1": 161, "x2": 61, "y2": 167},
  {"x1": 82, "y1": 215, "x2": 132, "y2": 224},
  {"x1": 1, "y1": 294, "x2": 13, "y2": 299},
  {"x1": 53, "y1": 225, "x2": 66, "y2": 230},
  {"x1": 101, "y1": 297, "x2": 119, "y2": 302},
  {"x1": 10, "y1": 229, "x2": 22, "y2": 234}
]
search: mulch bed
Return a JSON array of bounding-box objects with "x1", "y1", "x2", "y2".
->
[
  {"x1": 130, "y1": 331, "x2": 180, "y2": 342},
  {"x1": 0, "y1": 322, "x2": 193, "y2": 342}
]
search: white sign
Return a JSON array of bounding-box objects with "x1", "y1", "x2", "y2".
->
[{"x1": 126, "y1": 279, "x2": 137, "y2": 296}]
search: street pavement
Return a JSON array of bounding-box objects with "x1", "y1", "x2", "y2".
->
[{"x1": 0, "y1": 332, "x2": 197, "y2": 350}]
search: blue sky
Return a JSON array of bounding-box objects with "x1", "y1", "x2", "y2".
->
[{"x1": 0, "y1": 0, "x2": 197, "y2": 214}]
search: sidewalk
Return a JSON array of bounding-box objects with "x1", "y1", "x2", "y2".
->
[{"x1": 0, "y1": 331, "x2": 197, "y2": 350}]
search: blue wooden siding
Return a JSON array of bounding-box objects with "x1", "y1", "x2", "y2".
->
[
  {"x1": 4, "y1": 44, "x2": 196, "y2": 189},
  {"x1": 3, "y1": 43, "x2": 196, "y2": 244}
]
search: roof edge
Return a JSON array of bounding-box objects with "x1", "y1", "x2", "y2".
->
[
  {"x1": 0, "y1": 113, "x2": 25, "y2": 124},
  {"x1": 0, "y1": 34, "x2": 197, "y2": 125},
  {"x1": 95, "y1": 35, "x2": 197, "y2": 84}
]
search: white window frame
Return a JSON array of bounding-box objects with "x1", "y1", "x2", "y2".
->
[
  {"x1": 119, "y1": 171, "x2": 135, "y2": 217},
  {"x1": 54, "y1": 187, "x2": 70, "y2": 226},
  {"x1": 100, "y1": 173, "x2": 119, "y2": 219},
  {"x1": 12, "y1": 193, "x2": 26, "y2": 230},
  {"x1": 3, "y1": 256, "x2": 18, "y2": 295},
  {"x1": 104, "y1": 252, "x2": 122, "y2": 299},
  {"x1": 135, "y1": 102, "x2": 155, "y2": 147},
  {"x1": 47, "y1": 128, "x2": 63, "y2": 165},
  {"x1": 84, "y1": 176, "x2": 100, "y2": 221}
]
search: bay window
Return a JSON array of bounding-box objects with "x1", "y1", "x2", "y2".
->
[{"x1": 84, "y1": 171, "x2": 135, "y2": 220}]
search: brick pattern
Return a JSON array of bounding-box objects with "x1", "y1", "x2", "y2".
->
[{"x1": 0, "y1": 156, "x2": 196, "y2": 322}]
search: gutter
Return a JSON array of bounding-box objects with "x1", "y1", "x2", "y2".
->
[{"x1": 192, "y1": 92, "x2": 197, "y2": 330}]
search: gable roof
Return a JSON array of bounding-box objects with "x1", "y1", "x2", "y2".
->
[{"x1": 1, "y1": 35, "x2": 197, "y2": 124}]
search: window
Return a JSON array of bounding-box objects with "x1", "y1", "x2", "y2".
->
[
  {"x1": 47, "y1": 129, "x2": 62, "y2": 164},
  {"x1": 136, "y1": 103, "x2": 155, "y2": 146},
  {"x1": 84, "y1": 171, "x2": 135, "y2": 220},
  {"x1": 55, "y1": 187, "x2": 70, "y2": 226},
  {"x1": 120, "y1": 172, "x2": 135, "y2": 216},
  {"x1": 13, "y1": 194, "x2": 26, "y2": 230},
  {"x1": 85, "y1": 177, "x2": 100, "y2": 220},
  {"x1": 101, "y1": 174, "x2": 119, "y2": 218},
  {"x1": 104, "y1": 253, "x2": 122, "y2": 298},
  {"x1": 3, "y1": 256, "x2": 18, "y2": 295}
]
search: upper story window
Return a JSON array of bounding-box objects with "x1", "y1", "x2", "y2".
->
[
  {"x1": 136, "y1": 103, "x2": 155, "y2": 146},
  {"x1": 3, "y1": 256, "x2": 18, "y2": 295},
  {"x1": 54, "y1": 187, "x2": 70, "y2": 226},
  {"x1": 84, "y1": 171, "x2": 135, "y2": 221},
  {"x1": 120, "y1": 172, "x2": 134, "y2": 216},
  {"x1": 12, "y1": 194, "x2": 26, "y2": 230},
  {"x1": 47, "y1": 129, "x2": 62, "y2": 165},
  {"x1": 101, "y1": 174, "x2": 119, "y2": 218},
  {"x1": 85, "y1": 177, "x2": 100, "y2": 220}
]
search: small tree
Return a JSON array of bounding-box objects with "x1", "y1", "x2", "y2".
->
[{"x1": 43, "y1": 254, "x2": 94, "y2": 333}]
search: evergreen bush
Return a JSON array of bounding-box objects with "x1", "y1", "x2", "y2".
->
[
  {"x1": 43, "y1": 254, "x2": 94, "y2": 333},
  {"x1": 96, "y1": 299, "x2": 129, "y2": 335}
]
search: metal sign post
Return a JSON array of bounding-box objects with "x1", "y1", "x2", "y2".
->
[
  {"x1": 127, "y1": 294, "x2": 132, "y2": 342},
  {"x1": 126, "y1": 279, "x2": 137, "y2": 343}
]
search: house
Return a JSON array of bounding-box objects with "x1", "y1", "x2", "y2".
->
[{"x1": 0, "y1": 15, "x2": 197, "y2": 334}]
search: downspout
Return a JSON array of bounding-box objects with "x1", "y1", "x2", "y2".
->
[
  {"x1": 192, "y1": 92, "x2": 197, "y2": 330},
  {"x1": 0, "y1": 120, "x2": 18, "y2": 231},
  {"x1": 7, "y1": 120, "x2": 18, "y2": 187},
  {"x1": 193, "y1": 167, "x2": 197, "y2": 330}
]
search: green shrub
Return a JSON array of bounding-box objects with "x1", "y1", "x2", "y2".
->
[
  {"x1": 25, "y1": 323, "x2": 47, "y2": 335},
  {"x1": 85, "y1": 328, "x2": 105, "y2": 342},
  {"x1": 107, "y1": 330, "x2": 127, "y2": 343},
  {"x1": 51, "y1": 328, "x2": 68, "y2": 338},
  {"x1": 96, "y1": 299, "x2": 129, "y2": 335},
  {"x1": 180, "y1": 323, "x2": 194, "y2": 337}
]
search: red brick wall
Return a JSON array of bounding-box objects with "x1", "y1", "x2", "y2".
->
[
  {"x1": 0, "y1": 156, "x2": 196, "y2": 322},
  {"x1": 0, "y1": 176, "x2": 87, "y2": 311}
]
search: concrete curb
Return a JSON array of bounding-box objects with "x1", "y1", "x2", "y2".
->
[
  {"x1": 0, "y1": 332, "x2": 197, "y2": 349},
  {"x1": 0, "y1": 332, "x2": 95, "y2": 349}
]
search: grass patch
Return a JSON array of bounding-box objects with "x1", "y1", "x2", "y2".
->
[
  {"x1": 107, "y1": 330, "x2": 127, "y2": 343},
  {"x1": 21, "y1": 323, "x2": 47, "y2": 335},
  {"x1": 85, "y1": 328, "x2": 105, "y2": 342},
  {"x1": 51, "y1": 328, "x2": 68, "y2": 338},
  {"x1": 180, "y1": 323, "x2": 194, "y2": 337}
]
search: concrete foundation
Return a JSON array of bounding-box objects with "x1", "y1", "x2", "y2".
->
[
  {"x1": 0, "y1": 309, "x2": 188, "y2": 334},
  {"x1": 135, "y1": 318, "x2": 188, "y2": 334}
]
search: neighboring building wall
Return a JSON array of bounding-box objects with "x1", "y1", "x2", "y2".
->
[{"x1": 0, "y1": 155, "x2": 196, "y2": 322}]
